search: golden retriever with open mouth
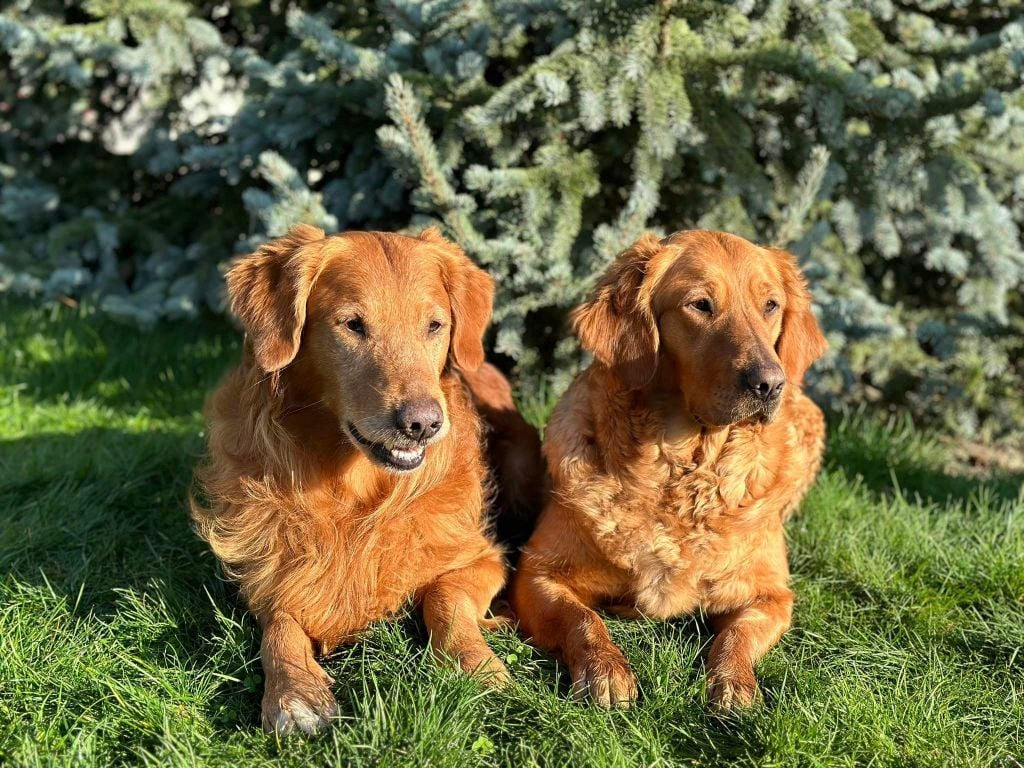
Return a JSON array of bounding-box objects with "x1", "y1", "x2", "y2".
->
[
  {"x1": 510, "y1": 230, "x2": 827, "y2": 711},
  {"x1": 192, "y1": 224, "x2": 542, "y2": 734}
]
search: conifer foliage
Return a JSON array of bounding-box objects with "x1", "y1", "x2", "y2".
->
[{"x1": 2, "y1": 1, "x2": 1022, "y2": 439}]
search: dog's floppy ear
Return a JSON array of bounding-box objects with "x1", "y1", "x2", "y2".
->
[
  {"x1": 572, "y1": 234, "x2": 663, "y2": 390},
  {"x1": 770, "y1": 247, "x2": 827, "y2": 386},
  {"x1": 226, "y1": 224, "x2": 326, "y2": 372},
  {"x1": 423, "y1": 227, "x2": 494, "y2": 372}
]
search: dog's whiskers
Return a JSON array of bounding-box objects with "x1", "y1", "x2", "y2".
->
[{"x1": 282, "y1": 398, "x2": 325, "y2": 417}]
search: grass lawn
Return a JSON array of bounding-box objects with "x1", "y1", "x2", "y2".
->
[{"x1": 1, "y1": 298, "x2": 1022, "y2": 767}]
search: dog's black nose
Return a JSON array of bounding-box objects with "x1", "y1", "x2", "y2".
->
[
  {"x1": 741, "y1": 364, "x2": 786, "y2": 401},
  {"x1": 395, "y1": 399, "x2": 444, "y2": 441}
]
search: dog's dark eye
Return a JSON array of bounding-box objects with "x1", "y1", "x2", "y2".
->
[
  {"x1": 690, "y1": 298, "x2": 714, "y2": 315},
  {"x1": 427, "y1": 320, "x2": 444, "y2": 336},
  {"x1": 344, "y1": 317, "x2": 366, "y2": 337},
  {"x1": 765, "y1": 299, "x2": 779, "y2": 316}
]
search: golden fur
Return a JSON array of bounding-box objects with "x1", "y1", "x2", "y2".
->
[
  {"x1": 510, "y1": 230, "x2": 828, "y2": 710},
  {"x1": 192, "y1": 225, "x2": 542, "y2": 734}
]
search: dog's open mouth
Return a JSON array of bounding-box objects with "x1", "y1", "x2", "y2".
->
[{"x1": 346, "y1": 422, "x2": 426, "y2": 472}]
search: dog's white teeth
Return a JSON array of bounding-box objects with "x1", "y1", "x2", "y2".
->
[{"x1": 390, "y1": 447, "x2": 424, "y2": 462}]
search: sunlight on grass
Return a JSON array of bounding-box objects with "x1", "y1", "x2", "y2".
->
[{"x1": 0, "y1": 299, "x2": 1021, "y2": 766}]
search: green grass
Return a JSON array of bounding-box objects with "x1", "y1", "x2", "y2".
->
[{"x1": 1, "y1": 298, "x2": 1022, "y2": 767}]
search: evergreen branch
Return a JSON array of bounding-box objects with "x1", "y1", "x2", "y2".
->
[
  {"x1": 287, "y1": 9, "x2": 390, "y2": 80},
  {"x1": 461, "y1": 40, "x2": 579, "y2": 142},
  {"x1": 890, "y1": 0, "x2": 1022, "y2": 33},
  {"x1": 908, "y1": 28, "x2": 1007, "y2": 62},
  {"x1": 774, "y1": 146, "x2": 831, "y2": 247},
  {"x1": 592, "y1": 139, "x2": 664, "y2": 264},
  {"x1": 712, "y1": 42, "x2": 1022, "y2": 122},
  {"x1": 377, "y1": 74, "x2": 485, "y2": 257}
]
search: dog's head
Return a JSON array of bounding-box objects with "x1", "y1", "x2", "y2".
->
[
  {"x1": 226, "y1": 224, "x2": 494, "y2": 473},
  {"x1": 573, "y1": 230, "x2": 826, "y2": 427}
]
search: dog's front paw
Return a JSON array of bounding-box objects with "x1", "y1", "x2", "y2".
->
[
  {"x1": 457, "y1": 644, "x2": 511, "y2": 688},
  {"x1": 261, "y1": 673, "x2": 338, "y2": 736},
  {"x1": 707, "y1": 666, "x2": 760, "y2": 713},
  {"x1": 571, "y1": 647, "x2": 638, "y2": 709}
]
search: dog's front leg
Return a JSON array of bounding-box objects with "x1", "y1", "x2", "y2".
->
[
  {"x1": 511, "y1": 558, "x2": 638, "y2": 709},
  {"x1": 706, "y1": 589, "x2": 794, "y2": 712},
  {"x1": 259, "y1": 612, "x2": 338, "y2": 735},
  {"x1": 420, "y1": 547, "x2": 510, "y2": 686}
]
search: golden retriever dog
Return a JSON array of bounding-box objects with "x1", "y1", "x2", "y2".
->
[
  {"x1": 510, "y1": 230, "x2": 828, "y2": 711},
  {"x1": 192, "y1": 224, "x2": 542, "y2": 734}
]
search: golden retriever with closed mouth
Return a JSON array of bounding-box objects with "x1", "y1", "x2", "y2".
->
[
  {"x1": 510, "y1": 230, "x2": 827, "y2": 711},
  {"x1": 192, "y1": 225, "x2": 542, "y2": 735}
]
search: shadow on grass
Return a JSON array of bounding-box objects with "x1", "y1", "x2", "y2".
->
[
  {"x1": 0, "y1": 299, "x2": 240, "y2": 419},
  {"x1": 0, "y1": 425, "x2": 271, "y2": 736},
  {"x1": 824, "y1": 414, "x2": 1024, "y2": 507},
  {"x1": 0, "y1": 426, "x2": 221, "y2": 610}
]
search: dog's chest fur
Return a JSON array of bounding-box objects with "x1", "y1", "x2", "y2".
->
[
  {"x1": 550, "y1": 381, "x2": 824, "y2": 619},
  {"x1": 285, "y1": 480, "x2": 489, "y2": 647}
]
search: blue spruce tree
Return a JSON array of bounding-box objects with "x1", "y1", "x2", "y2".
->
[{"x1": 1, "y1": 0, "x2": 1022, "y2": 441}]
